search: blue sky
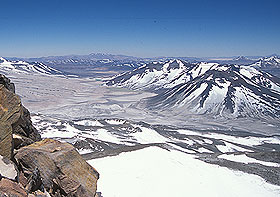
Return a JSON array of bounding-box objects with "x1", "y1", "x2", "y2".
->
[{"x1": 0, "y1": 0, "x2": 279, "y2": 58}]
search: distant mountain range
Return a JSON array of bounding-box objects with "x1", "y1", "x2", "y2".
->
[
  {"x1": 106, "y1": 59, "x2": 280, "y2": 119},
  {"x1": 2, "y1": 53, "x2": 280, "y2": 78},
  {"x1": 7, "y1": 53, "x2": 147, "y2": 78}
]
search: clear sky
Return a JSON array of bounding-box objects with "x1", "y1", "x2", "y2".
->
[{"x1": 0, "y1": 0, "x2": 279, "y2": 58}]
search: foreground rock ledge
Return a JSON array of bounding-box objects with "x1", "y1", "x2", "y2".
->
[{"x1": 15, "y1": 139, "x2": 99, "y2": 197}]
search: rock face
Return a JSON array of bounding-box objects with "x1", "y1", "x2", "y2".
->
[
  {"x1": 0, "y1": 178, "x2": 28, "y2": 197},
  {"x1": 0, "y1": 74, "x2": 15, "y2": 93},
  {"x1": 0, "y1": 84, "x2": 22, "y2": 159},
  {"x1": 0, "y1": 74, "x2": 41, "y2": 159},
  {"x1": 15, "y1": 139, "x2": 99, "y2": 196}
]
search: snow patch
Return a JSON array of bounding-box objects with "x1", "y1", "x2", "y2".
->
[
  {"x1": 219, "y1": 154, "x2": 280, "y2": 167},
  {"x1": 88, "y1": 147, "x2": 280, "y2": 197}
]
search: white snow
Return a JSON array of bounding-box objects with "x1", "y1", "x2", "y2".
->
[
  {"x1": 198, "y1": 80, "x2": 230, "y2": 113},
  {"x1": 197, "y1": 147, "x2": 213, "y2": 153},
  {"x1": 240, "y1": 66, "x2": 261, "y2": 79},
  {"x1": 176, "y1": 129, "x2": 280, "y2": 147},
  {"x1": 75, "y1": 119, "x2": 103, "y2": 127},
  {"x1": 31, "y1": 115, "x2": 43, "y2": 124},
  {"x1": 131, "y1": 126, "x2": 167, "y2": 144},
  {"x1": 105, "y1": 119, "x2": 126, "y2": 125},
  {"x1": 219, "y1": 154, "x2": 280, "y2": 167},
  {"x1": 77, "y1": 148, "x2": 93, "y2": 154},
  {"x1": 0, "y1": 155, "x2": 17, "y2": 180},
  {"x1": 94, "y1": 129, "x2": 123, "y2": 144},
  {"x1": 88, "y1": 147, "x2": 280, "y2": 197},
  {"x1": 217, "y1": 141, "x2": 252, "y2": 153},
  {"x1": 41, "y1": 126, "x2": 77, "y2": 138},
  {"x1": 179, "y1": 82, "x2": 208, "y2": 110}
]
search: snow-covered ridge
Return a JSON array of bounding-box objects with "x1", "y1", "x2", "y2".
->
[
  {"x1": 140, "y1": 63, "x2": 280, "y2": 118},
  {"x1": 106, "y1": 59, "x2": 280, "y2": 92},
  {"x1": 250, "y1": 56, "x2": 280, "y2": 68},
  {"x1": 0, "y1": 57, "x2": 63, "y2": 75},
  {"x1": 106, "y1": 59, "x2": 280, "y2": 118},
  {"x1": 106, "y1": 59, "x2": 223, "y2": 91}
]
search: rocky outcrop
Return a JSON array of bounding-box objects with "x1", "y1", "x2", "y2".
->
[
  {"x1": 12, "y1": 105, "x2": 41, "y2": 148},
  {"x1": 0, "y1": 74, "x2": 41, "y2": 159},
  {"x1": 0, "y1": 74, "x2": 15, "y2": 93},
  {"x1": 15, "y1": 139, "x2": 99, "y2": 197},
  {"x1": 0, "y1": 84, "x2": 22, "y2": 159}
]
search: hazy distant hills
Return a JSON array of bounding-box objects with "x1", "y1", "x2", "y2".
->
[
  {"x1": 2, "y1": 53, "x2": 280, "y2": 78},
  {"x1": 14, "y1": 53, "x2": 147, "y2": 78}
]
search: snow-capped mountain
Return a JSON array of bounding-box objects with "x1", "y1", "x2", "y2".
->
[
  {"x1": 0, "y1": 57, "x2": 63, "y2": 75},
  {"x1": 138, "y1": 64, "x2": 280, "y2": 118},
  {"x1": 223, "y1": 56, "x2": 256, "y2": 65},
  {"x1": 106, "y1": 59, "x2": 266, "y2": 91},
  {"x1": 207, "y1": 56, "x2": 257, "y2": 65},
  {"x1": 106, "y1": 59, "x2": 280, "y2": 118},
  {"x1": 106, "y1": 59, "x2": 198, "y2": 91},
  {"x1": 250, "y1": 56, "x2": 280, "y2": 68},
  {"x1": 249, "y1": 56, "x2": 280, "y2": 78}
]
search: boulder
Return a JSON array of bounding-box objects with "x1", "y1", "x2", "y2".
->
[
  {"x1": 15, "y1": 139, "x2": 99, "y2": 197},
  {"x1": 0, "y1": 178, "x2": 27, "y2": 197}
]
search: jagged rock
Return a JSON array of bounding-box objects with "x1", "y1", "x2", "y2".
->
[
  {"x1": 15, "y1": 139, "x2": 99, "y2": 197},
  {"x1": 19, "y1": 171, "x2": 28, "y2": 188},
  {"x1": 13, "y1": 134, "x2": 35, "y2": 150},
  {"x1": 0, "y1": 155, "x2": 18, "y2": 181},
  {"x1": 0, "y1": 74, "x2": 15, "y2": 93},
  {"x1": 0, "y1": 84, "x2": 22, "y2": 158},
  {"x1": 0, "y1": 178, "x2": 27, "y2": 196},
  {"x1": 25, "y1": 168, "x2": 44, "y2": 193},
  {"x1": 12, "y1": 106, "x2": 41, "y2": 144},
  {"x1": 0, "y1": 122, "x2": 13, "y2": 159},
  {"x1": 0, "y1": 75, "x2": 41, "y2": 159}
]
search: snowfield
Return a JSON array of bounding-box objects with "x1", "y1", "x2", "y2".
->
[{"x1": 89, "y1": 147, "x2": 280, "y2": 197}]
